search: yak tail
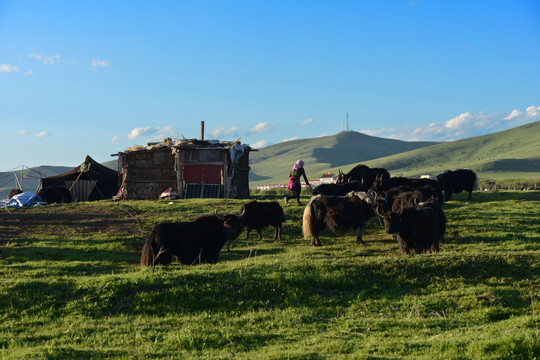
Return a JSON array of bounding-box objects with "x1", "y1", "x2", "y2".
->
[
  {"x1": 140, "y1": 224, "x2": 172, "y2": 267},
  {"x1": 473, "y1": 172, "x2": 480, "y2": 190},
  {"x1": 302, "y1": 202, "x2": 314, "y2": 239},
  {"x1": 140, "y1": 232, "x2": 156, "y2": 267}
]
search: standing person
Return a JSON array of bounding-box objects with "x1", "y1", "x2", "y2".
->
[{"x1": 285, "y1": 159, "x2": 310, "y2": 205}]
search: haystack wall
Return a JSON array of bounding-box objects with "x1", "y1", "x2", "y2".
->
[{"x1": 123, "y1": 148, "x2": 176, "y2": 200}]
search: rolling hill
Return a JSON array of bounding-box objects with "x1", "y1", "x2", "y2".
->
[
  {"x1": 249, "y1": 121, "x2": 540, "y2": 186},
  {"x1": 249, "y1": 131, "x2": 438, "y2": 185},
  {"x1": 356, "y1": 120, "x2": 540, "y2": 179}
]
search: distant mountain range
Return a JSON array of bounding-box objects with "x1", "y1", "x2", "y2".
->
[{"x1": 1, "y1": 121, "x2": 538, "y2": 198}]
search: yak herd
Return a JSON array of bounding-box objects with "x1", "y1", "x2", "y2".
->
[{"x1": 139, "y1": 165, "x2": 479, "y2": 267}]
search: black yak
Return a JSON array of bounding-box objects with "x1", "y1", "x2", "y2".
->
[
  {"x1": 369, "y1": 174, "x2": 443, "y2": 205},
  {"x1": 311, "y1": 180, "x2": 363, "y2": 196},
  {"x1": 37, "y1": 186, "x2": 72, "y2": 204},
  {"x1": 140, "y1": 208, "x2": 244, "y2": 267},
  {"x1": 376, "y1": 199, "x2": 446, "y2": 254},
  {"x1": 240, "y1": 200, "x2": 285, "y2": 241},
  {"x1": 302, "y1": 191, "x2": 375, "y2": 246},
  {"x1": 374, "y1": 185, "x2": 440, "y2": 213},
  {"x1": 336, "y1": 164, "x2": 390, "y2": 191},
  {"x1": 436, "y1": 169, "x2": 479, "y2": 201}
]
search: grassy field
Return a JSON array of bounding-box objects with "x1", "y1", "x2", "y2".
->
[{"x1": 0, "y1": 191, "x2": 539, "y2": 359}]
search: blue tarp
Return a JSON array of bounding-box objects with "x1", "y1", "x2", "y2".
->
[{"x1": 5, "y1": 192, "x2": 43, "y2": 208}]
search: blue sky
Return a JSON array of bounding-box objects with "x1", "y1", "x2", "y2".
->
[{"x1": 1, "y1": 0, "x2": 539, "y2": 171}]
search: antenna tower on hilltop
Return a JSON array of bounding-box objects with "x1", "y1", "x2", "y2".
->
[{"x1": 346, "y1": 112, "x2": 350, "y2": 131}]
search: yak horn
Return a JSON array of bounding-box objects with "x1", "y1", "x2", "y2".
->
[
  {"x1": 238, "y1": 206, "x2": 246, "y2": 216},
  {"x1": 375, "y1": 204, "x2": 385, "y2": 218},
  {"x1": 215, "y1": 207, "x2": 225, "y2": 220}
]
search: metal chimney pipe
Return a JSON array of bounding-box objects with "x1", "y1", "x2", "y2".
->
[{"x1": 200, "y1": 121, "x2": 205, "y2": 140}]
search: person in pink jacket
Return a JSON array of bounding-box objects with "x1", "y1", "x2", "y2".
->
[{"x1": 285, "y1": 160, "x2": 310, "y2": 205}]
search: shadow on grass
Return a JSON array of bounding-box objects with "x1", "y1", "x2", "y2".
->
[
  {"x1": 2, "y1": 245, "x2": 139, "y2": 271},
  {"x1": 220, "y1": 247, "x2": 286, "y2": 262},
  {"x1": 69, "y1": 252, "x2": 535, "y2": 320}
]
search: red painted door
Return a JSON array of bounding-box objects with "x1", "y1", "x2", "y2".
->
[{"x1": 184, "y1": 165, "x2": 221, "y2": 184}]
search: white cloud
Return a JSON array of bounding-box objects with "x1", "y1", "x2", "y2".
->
[
  {"x1": 251, "y1": 140, "x2": 268, "y2": 149},
  {"x1": 210, "y1": 125, "x2": 239, "y2": 138},
  {"x1": 282, "y1": 136, "x2": 299, "y2": 142},
  {"x1": 29, "y1": 53, "x2": 61, "y2": 66},
  {"x1": 17, "y1": 130, "x2": 28, "y2": 135},
  {"x1": 29, "y1": 53, "x2": 42, "y2": 61},
  {"x1": 248, "y1": 122, "x2": 273, "y2": 135},
  {"x1": 128, "y1": 127, "x2": 153, "y2": 140},
  {"x1": 36, "y1": 131, "x2": 49, "y2": 138},
  {"x1": 127, "y1": 126, "x2": 181, "y2": 141},
  {"x1": 92, "y1": 59, "x2": 110, "y2": 68},
  {"x1": 110, "y1": 135, "x2": 119, "y2": 143},
  {"x1": 504, "y1": 109, "x2": 522, "y2": 120},
  {"x1": 44, "y1": 55, "x2": 61, "y2": 65},
  {"x1": 526, "y1": 106, "x2": 540, "y2": 118},
  {"x1": 0, "y1": 64, "x2": 19, "y2": 73},
  {"x1": 300, "y1": 119, "x2": 313, "y2": 127},
  {"x1": 361, "y1": 106, "x2": 540, "y2": 142},
  {"x1": 25, "y1": 69, "x2": 33, "y2": 76},
  {"x1": 444, "y1": 112, "x2": 472, "y2": 130}
]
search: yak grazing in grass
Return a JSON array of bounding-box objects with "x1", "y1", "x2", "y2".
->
[
  {"x1": 369, "y1": 174, "x2": 444, "y2": 205},
  {"x1": 311, "y1": 180, "x2": 363, "y2": 196},
  {"x1": 302, "y1": 191, "x2": 375, "y2": 246},
  {"x1": 373, "y1": 185, "x2": 440, "y2": 213},
  {"x1": 335, "y1": 164, "x2": 390, "y2": 191},
  {"x1": 140, "y1": 208, "x2": 244, "y2": 267},
  {"x1": 240, "y1": 200, "x2": 285, "y2": 241},
  {"x1": 437, "y1": 169, "x2": 479, "y2": 201},
  {"x1": 376, "y1": 199, "x2": 446, "y2": 254}
]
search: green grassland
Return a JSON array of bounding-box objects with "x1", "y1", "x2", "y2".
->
[
  {"x1": 0, "y1": 191, "x2": 539, "y2": 359},
  {"x1": 359, "y1": 121, "x2": 540, "y2": 179},
  {"x1": 250, "y1": 121, "x2": 540, "y2": 186}
]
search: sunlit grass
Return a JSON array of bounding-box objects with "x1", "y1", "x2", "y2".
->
[{"x1": 0, "y1": 191, "x2": 538, "y2": 359}]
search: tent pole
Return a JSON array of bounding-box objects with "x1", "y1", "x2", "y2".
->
[{"x1": 14, "y1": 173, "x2": 22, "y2": 189}]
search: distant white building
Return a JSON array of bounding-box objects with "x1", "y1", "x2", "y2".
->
[
  {"x1": 319, "y1": 173, "x2": 336, "y2": 183},
  {"x1": 256, "y1": 183, "x2": 287, "y2": 191}
]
